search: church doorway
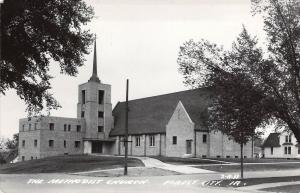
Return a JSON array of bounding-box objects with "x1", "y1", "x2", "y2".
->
[
  {"x1": 186, "y1": 140, "x2": 192, "y2": 154},
  {"x1": 92, "y1": 141, "x2": 103, "y2": 153}
]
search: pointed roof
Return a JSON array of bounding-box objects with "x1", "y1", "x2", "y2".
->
[
  {"x1": 110, "y1": 88, "x2": 212, "y2": 136},
  {"x1": 89, "y1": 35, "x2": 100, "y2": 83},
  {"x1": 262, "y1": 133, "x2": 281, "y2": 148}
]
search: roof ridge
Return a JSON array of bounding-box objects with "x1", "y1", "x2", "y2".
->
[{"x1": 117, "y1": 87, "x2": 209, "y2": 104}]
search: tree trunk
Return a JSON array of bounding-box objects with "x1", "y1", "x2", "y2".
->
[{"x1": 240, "y1": 143, "x2": 244, "y2": 179}]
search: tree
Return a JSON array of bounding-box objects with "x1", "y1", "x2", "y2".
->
[
  {"x1": 178, "y1": 0, "x2": 300, "y2": 146},
  {"x1": 179, "y1": 28, "x2": 271, "y2": 178},
  {"x1": 1, "y1": 0, "x2": 94, "y2": 115},
  {"x1": 5, "y1": 133, "x2": 18, "y2": 150}
]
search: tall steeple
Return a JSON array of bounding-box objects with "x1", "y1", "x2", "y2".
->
[{"x1": 89, "y1": 35, "x2": 100, "y2": 83}]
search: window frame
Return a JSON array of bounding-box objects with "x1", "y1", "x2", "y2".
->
[
  {"x1": 22, "y1": 140, "x2": 25, "y2": 147},
  {"x1": 203, "y1": 134, "x2": 207, "y2": 143},
  {"x1": 82, "y1": 90, "x2": 86, "y2": 104},
  {"x1": 271, "y1": 147, "x2": 273, "y2": 155},
  {"x1": 76, "y1": 125, "x2": 81, "y2": 132},
  {"x1": 172, "y1": 136, "x2": 177, "y2": 145},
  {"x1": 49, "y1": 140, "x2": 54, "y2": 147},
  {"x1": 98, "y1": 126, "x2": 103, "y2": 132},
  {"x1": 135, "y1": 136, "x2": 141, "y2": 147},
  {"x1": 49, "y1": 123, "x2": 54, "y2": 131},
  {"x1": 75, "y1": 141, "x2": 81, "y2": 148},
  {"x1": 149, "y1": 135, "x2": 155, "y2": 147},
  {"x1": 98, "y1": 111, "x2": 104, "y2": 118}
]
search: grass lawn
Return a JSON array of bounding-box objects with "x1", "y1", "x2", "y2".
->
[
  {"x1": 0, "y1": 155, "x2": 144, "y2": 174},
  {"x1": 261, "y1": 184, "x2": 300, "y2": 193},
  {"x1": 195, "y1": 162, "x2": 300, "y2": 172},
  {"x1": 152, "y1": 156, "x2": 221, "y2": 165}
]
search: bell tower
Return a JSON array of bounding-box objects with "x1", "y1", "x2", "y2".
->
[{"x1": 77, "y1": 37, "x2": 113, "y2": 152}]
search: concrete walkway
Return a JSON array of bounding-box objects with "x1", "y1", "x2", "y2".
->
[{"x1": 134, "y1": 157, "x2": 215, "y2": 174}]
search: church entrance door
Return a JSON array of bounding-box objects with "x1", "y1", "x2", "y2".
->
[
  {"x1": 92, "y1": 141, "x2": 103, "y2": 153},
  {"x1": 186, "y1": 140, "x2": 192, "y2": 154}
]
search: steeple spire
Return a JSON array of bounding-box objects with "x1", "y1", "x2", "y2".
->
[{"x1": 89, "y1": 35, "x2": 100, "y2": 83}]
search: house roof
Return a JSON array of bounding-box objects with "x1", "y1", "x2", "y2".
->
[
  {"x1": 262, "y1": 133, "x2": 281, "y2": 148},
  {"x1": 109, "y1": 88, "x2": 212, "y2": 136}
]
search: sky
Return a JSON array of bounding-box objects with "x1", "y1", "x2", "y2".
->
[{"x1": 0, "y1": 0, "x2": 270, "y2": 139}]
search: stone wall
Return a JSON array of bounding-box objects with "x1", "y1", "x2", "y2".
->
[{"x1": 19, "y1": 116, "x2": 85, "y2": 161}]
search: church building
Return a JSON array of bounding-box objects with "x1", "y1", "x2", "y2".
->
[{"x1": 18, "y1": 40, "x2": 253, "y2": 161}]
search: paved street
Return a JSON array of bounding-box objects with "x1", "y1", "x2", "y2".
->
[
  {"x1": 0, "y1": 172, "x2": 237, "y2": 193},
  {"x1": 1, "y1": 168, "x2": 300, "y2": 193}
]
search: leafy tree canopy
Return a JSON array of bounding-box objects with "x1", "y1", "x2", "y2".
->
[
  {"x1": 178, "y1": 0, "x2": 300, "y2": 143},
  {"x1": 1, "y1": 0, "x2": 94, "y2": 116},
  {"x1": 5, "y1": 133, "x2": 18, "y2": 150}
]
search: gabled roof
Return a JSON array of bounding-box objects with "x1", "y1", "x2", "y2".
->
[
  {"x1": 109, "y1": 88, "x2": 212, "y2": 136},
  {"x1": 262, "y1": 133, "x2": 281, "y2": 148}
]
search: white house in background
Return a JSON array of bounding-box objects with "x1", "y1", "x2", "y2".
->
[{"x1": 262, "y1": 132, "x2": 300, "y2": 159}]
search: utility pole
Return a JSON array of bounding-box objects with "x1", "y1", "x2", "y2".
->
[{"x1": 124, "y1": 79, "x2": 129, "y2": 175}]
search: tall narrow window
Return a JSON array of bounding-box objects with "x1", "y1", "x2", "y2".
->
[
  {"x1": 136, "y1": 136, "x2": 141, "y2": 147},
  {"x1": 149, "y1": 135, "x2": 155, "y2": 147},
  {"x1": 34, "y1": 139, "x2": 37, "y2": 147},
  {"x1": 22, "y1": 140, "x2": 25, "y2": 147},
  {"x1": 98, "y1": 90, "x2": 104, "y2": 104},
  {"x1": 172, "y1": 136, "x2": 177, "y2": 145},
  {"x1": 49, "y1": 123, "x2": 54, "y2": 130},
  {"x1": 284, "y1": 147, "x2": 287, "y2": 154},
  {"x1": 22, "y1": 124, "x2": 25, "y2": 131},
  {"x1": 98, "y1": 111, "x2": 104, "y2": 118},
  {"x1": 203, "y1": 134, "x2": 207, "y2": 143},
  {"x1": 68, "y1": 124, "x2": 71, "y2": 131},
  {"x1": 64, "y1": 124, "x2": 67, "y2": 132},
  {"x1": 288, "y1": 146, "x2": 291, "y2": 154},
  {"x1": 81, "y1": 111, "x2": 85, "y2": 118},
  {"x1": 76, "y1": 125, "x2": 81, "y2": 132},
  {"x1": 82, "y1": 90, "x2": 86, "y2": 104},
  {"x1": 29, "y1": 124, "x2": 31, "y2": 131},
  {"x1": 271, "y1": 147, "x2": 273, "y2": 155},
  {"x1": 298, "y1": 146, "x2": 300, "y2": 154},
  {"x1": 64, "y1": 140, "x2": 66, "y2": 148},
  {"x1": 22, "y1": 156, "x2": 25, "y2": 161},
  {"x1": 34, "y1": 123, "x2": 37, "y2": 130}
]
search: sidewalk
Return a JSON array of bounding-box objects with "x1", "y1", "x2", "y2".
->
[{"x1": 135, "y1": 157, "x2": 215, "y2": 174}]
